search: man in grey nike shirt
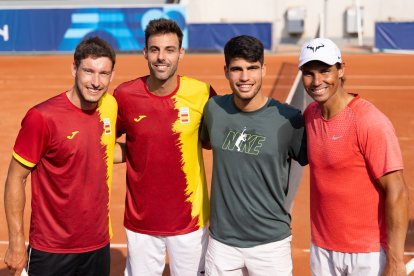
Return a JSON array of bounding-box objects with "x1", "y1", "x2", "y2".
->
[{"x1": 201, "y1": 35, "x2": 308, "y2": 275}]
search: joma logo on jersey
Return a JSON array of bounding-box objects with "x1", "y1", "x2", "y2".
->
[
  {"x1": 222, "y1": 129, "x2": 266, "y2": 155},
  {"x1": 67, "y1": 131, "x2": 79, "y2": 139},
  {"x1": 134, "y1": 115, "x2": 146, "y2": 123}
]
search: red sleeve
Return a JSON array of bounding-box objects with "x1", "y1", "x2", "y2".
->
[
  {"x1": 13, "y1": 108, "x2": 50, "y2": 167},
  {"x1": 357, "y1": 106, "x2": 403, "y2": 179}
]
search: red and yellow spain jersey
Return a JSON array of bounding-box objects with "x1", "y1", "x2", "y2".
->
[
  {"x1": 13, "y1": 92, "x2": 117, "y2": 253},
  {"x1": 114, "y1": 75, "x2": 215, "y2": 235}
]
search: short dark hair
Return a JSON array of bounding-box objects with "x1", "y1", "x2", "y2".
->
[
  {"x1": 224, "y1": 35, "x2": 264, "y2": 67},
  {"x1": 145, "y1": 18, "x2": 183, "y2": 48},
  {"x1": 74, "y1": 36, "x2": 116, "y2": 70}
]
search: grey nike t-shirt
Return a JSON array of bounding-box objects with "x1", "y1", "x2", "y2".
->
[{"x1": 201, "y1": 94, "x2": 307, "y2": 248}]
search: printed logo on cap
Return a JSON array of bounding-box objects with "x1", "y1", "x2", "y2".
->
[{"x1": 306, "y1": 43, "x2": 325, "y2": 53}]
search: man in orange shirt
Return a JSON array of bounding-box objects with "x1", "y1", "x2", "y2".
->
[{"x1": 299, "y1": 38, "x2": 408, "y2": 275}]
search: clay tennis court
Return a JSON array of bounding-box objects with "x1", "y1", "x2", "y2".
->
[{"x1": 0, "y1": 51, "x2": 413, "y2": 275}]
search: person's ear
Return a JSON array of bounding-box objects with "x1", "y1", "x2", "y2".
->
[
  {"x1": 143, "y1": 47, "x2": 148, "y2": 60},
  {"x1": 71, "y1": 62, "x2": 77, "y2": 77},
  {"x1": 179, "y1": 47, "x2": 185, "y2": 61},
  {"x1": 224, "y1": 65, "x2": 230, "y2": 80}
]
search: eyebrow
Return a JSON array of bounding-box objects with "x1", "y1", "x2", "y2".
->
[
  {"x1": 229, "y1": 65, "x2": 260, "y2": 70},
  {"x1": 81, "y1": 66, "x2": 112, "y2": 74},
  {"x1": 148, "y1": 45, "x2": 178, "y2": 50}
]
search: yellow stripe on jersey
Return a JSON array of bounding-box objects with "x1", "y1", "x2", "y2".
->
[
  {"x1": 172, "y1": 76, "x2": 210, "y2": 228},
  {"x1": 97, "y1": 93, "x2": 118, "y2": 239},
  {"x1": 13, "y1": 151, "x2": 36, "y2": 168}
]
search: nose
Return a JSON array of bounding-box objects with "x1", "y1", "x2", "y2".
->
[
  {"x1": 157, "y1": 50, "x2": 166, "y2": 61},
  {"x1": 312, "y1": 73, "x2": 322, "y2": 86},
  {"x1": 240, "y1": 69, "x2": 249, "y2": 81},
  {"x1": 91, "y1": 74, "x2": 100, "y2": 87}
]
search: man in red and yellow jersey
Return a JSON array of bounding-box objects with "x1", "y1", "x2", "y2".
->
[
  {"x1": 4, "y1": 37, "x2": 117, "y2": 276},
  {"x1": 114, "y1": 18, "x2": 215, "y2": 276}
]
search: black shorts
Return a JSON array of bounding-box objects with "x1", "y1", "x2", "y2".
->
[{"x1": 26, "y1": 243, "x2": 110, "y2": 276}]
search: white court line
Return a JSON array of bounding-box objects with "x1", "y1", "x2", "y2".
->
[
  {"x1": 1, "y1": 240, "x2": 414, "y2": 255},
  {"x1": 0, "y1": 241, "x2": 127, "y2": 248},
  {"x1": 211, "y1": 84, "x2": 414, "y2": 91},
  {"x1": 2, "y1": 240, "x2": 414, "y2": 272},
  {"x1": 190, "y1": 75, "x2": 414, "y2": 80},
  {"x1": 348, "y1": 75, "x2": 414, "y2": 79},
  {"x1": 406, "y1": 258, "x2": 414, "y2": 274},
  {"x1": 346, "y1": 85, "x2": 414, "y2": 90},
  {"x1": 2, "y1": 74, "x2": 413, "y2": 80},
  {"x1": 300, "y1": 249, "x2": 414, "y2": 256},
  {"x1": 110, "y1": 243, "x2": 127, "y2": 248}
]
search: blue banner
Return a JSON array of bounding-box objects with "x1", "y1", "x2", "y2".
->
[
  {"x1": 188, "y1": 23, "x2": 272, "y2": 51},
  {"x1": 0, "y1": 6, "x2": 187, "y2": 52},
  {"x1": 375, "y1": 22, "x2": 414, "y2": 50}
]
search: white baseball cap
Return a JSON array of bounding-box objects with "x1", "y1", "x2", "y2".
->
[{"x1": 298, "y1": 38, "x2": 342, "y2": 68}]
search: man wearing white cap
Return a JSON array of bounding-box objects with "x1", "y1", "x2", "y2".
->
[{"x1": 299, "y1": 38, "x2": 409, "y2": 275}]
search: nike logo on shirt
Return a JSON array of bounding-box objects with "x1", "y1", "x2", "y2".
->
[{"x1": 331, "y1": 135, "x2": 342, "y2": 141}]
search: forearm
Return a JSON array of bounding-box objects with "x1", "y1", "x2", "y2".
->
[
  {"x1": 385, "y1": 180, "x2": 409, "y2": 261},
  {"x1": 4, "y1": 158, "x2": 30, "y2": 273},
  {"x1": 4, "y1": 163, "x2": 27, "y2": 245},
  {"x1": 378, "y1": 170, "x2": 409, "y2": 275}
]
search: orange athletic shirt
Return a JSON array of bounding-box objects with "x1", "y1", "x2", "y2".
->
[
  {"x1": 13, "y1": 92, "x2": 117, "y2": 253},
  {"x1": 304, "y1": 95, "x2": 403, "y2": 252},
  {"x1": 114, "y1": 76, "x2": 215, "y2": 236}
]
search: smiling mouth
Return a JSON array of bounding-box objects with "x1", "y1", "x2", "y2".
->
[
  {"x1": 238, "y1": 84, "x2": 253, "y2": 92},
  {"x1": 311, "y1": 87, "x2": 326, "y2": 95},
  {"x1": 154, "y1": 64, "x2": 168, "y2": 70},
  {"x1": 87, "y1": 87, "x2": 102, "y2": 94}
]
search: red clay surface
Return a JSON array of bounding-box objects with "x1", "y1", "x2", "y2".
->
[{"x1": 0, "y1": 52, "x2": 413, "y2": 275}]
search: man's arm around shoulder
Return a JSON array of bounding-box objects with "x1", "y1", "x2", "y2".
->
[{"x1": 4, "y1": 157, "x2": 31, "y2": 275}]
